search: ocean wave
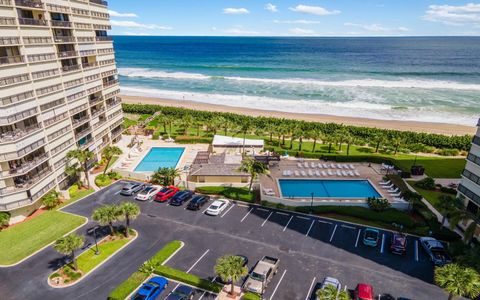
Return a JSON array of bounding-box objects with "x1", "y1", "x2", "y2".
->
[
  {"x1": 120, "y1": 86, "x2": 477, "y2": 126},
  {"x1": 118, "y1": 67, "x2": 480, "y2": 91}
]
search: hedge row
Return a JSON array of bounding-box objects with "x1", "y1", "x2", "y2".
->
[
  {"x1": 195, "y1": 186, "x2": 255, "y2": 203},
  {"x1": 154, "y1": 265, "x2": 222, "y2": 293}
]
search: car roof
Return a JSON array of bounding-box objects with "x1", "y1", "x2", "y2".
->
[
  {"x1": 324, "y1": 277, "x2": 340, "y2": 285},
  {"x1": 175, "y1": 285, "x2": 193, "y2": 295},
  {"x1": 365, "y1": 228, "x2": 379, "y2": 233},
  {"x1": 393, "y1": 234, "x2": 407, "y2": 244},
  {"x1": 357, "y1": 284, "x2": 373, "y2": 297},
  {"x1": 211, "y1": 200, "x2": 224, "y2": 205}
]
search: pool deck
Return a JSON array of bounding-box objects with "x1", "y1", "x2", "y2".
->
[{"x1": 260, "y1": 159, "x2": 403, "y2": 206}]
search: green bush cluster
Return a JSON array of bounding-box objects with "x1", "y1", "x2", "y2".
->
[
  {"x1": 367, "y1": 197, "x2": 391, "y2": 212},
  {"x1": 415, "y1": 177, "x2": 436, "y2": 190},
  {"x1": 154, "y1": 265, "x2": 222, "y2": 293},
  {"x1": 243, "y1": 292, "x2": 262, "y2": 300},
  {"x1": 195, "y1": 186, "x2": 254, "y2": 202},
  {"x1": 95, "y1": 174, "x2": 112, "y2": 187}
]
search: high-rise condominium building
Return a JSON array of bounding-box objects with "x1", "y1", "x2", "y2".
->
[{"x1": 0, "y1": 0, "x2": 122, "y2": 223}]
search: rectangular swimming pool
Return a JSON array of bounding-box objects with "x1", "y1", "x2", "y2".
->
[
  {"x1": 278, "y1": 179, "x2": 381, "y2": 199},
  {"x1": 134, "y1": 147, "x2": 185, "y2": 172}
]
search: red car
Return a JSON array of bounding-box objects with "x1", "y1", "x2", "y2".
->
[
  {"x1": 154, "y1": 186, "x2": 180, "y2": 202},
  {"x1": 355, "y1": 283, "x2": 374, "y2": 300}
]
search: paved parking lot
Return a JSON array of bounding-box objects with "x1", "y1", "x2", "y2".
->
[{"x1": 0, "y1": 181, "x2": 448, "y2": 300}]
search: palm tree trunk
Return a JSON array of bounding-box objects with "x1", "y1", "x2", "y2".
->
[
  {"x1": 224, "y1": 127, "x2": 227, "y2": 136},
  {"x1": 347, "y1": 143, "x2": 351, "y2": 156},
  {"x1": 312, "y1": 139, "x2": 317, "y2": 152},
  {"x1": 242, "y1": 132, "x2": 246, "y2": 154},
  {"x1": 328, "y1": 143, "x2": 332, "y2": 153},
  {"x1": 109, "y1": 222, "x2": 115, "y2": 236},
  {"x1": 83, "y1": 163, "x2": 90, "y2": 188},
  {"x1": 230, "y1": 282, "x2": 235, "y2": 295},
  {"x1": 375, "y1": 141, "x2": 380, "y2": 153},
  {"x1": 298, "y1": 137, "x2": 303, "y2": 151},
  {"x1": 394, "y1": 145, "x2": 399, "y2": 155},
  {"x1": 282, "y1": 135, "x2": 285, "y2": 145},
  {"x1": 269, "y1": 133, "x2": 273, "y2": 143},
  {"x1": 448, "y1": 292, "x2": 453, "y2": 300},
  {"x1": 163, "y1": 123, "x2": 167, "y2": 133},
  {"x1": 103, "y1": 157, "x2": 112, "y2": 175},
  {"x1": 248, "y1": 174, "x2": 254, "y2": 191},
  {"x1": 125, "y1": 215, "x2": 130, "y2": 237},
  {"x1": 196, "y1": 125, "x2": 200, "y2": 136},
  {"x1": 72, "y1": 251, "x2": 78, "y2": 271}
]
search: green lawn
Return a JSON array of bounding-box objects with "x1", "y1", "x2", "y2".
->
[
  {"x1": 195, "y1": 186, "x2": 254, "y2": 202},
  {"x1": 106, "y1": 156, "x2": 119, "y2": 169},
  {"x1": 0, "y1": 211, "x2": 85, "y2": 265},
  {"x1": 77, "y1": 237, "x2": 131, "y2": 273},
  {"x1": 407, "y1": 181, "x2": 453, "y2": 212},
  {"x1": 57, "y1": 188, "x2": 95, "y2": 209}
]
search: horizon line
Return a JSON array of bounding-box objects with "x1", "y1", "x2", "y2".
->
[{"x1": 111, "y1": 34, "x2": 480, "y2": 38}]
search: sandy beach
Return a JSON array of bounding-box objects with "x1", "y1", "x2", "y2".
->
[{"x1": 120, "y1": 95, "x2": 476, "y2": 136}]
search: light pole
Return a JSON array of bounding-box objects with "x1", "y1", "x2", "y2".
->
[
  {"x1": 88, "y1": 226, "x2": 100, "y2": 255},
  {"x1": 310, "y1": 192, "x2": 314, "y2": 214}
]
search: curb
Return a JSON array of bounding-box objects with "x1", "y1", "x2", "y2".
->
[
  {"x1": 0, "y1": 215, "x2": 89, "y2": 268},
  {"x1": 47, "y1": 229, "x2": 139, "y2": 288}
]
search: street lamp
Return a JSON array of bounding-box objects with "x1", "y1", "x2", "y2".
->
[
  {"x1": 310, "y1": 192, "x2": 314, "y2": 214},
  {"x1": 88, "y1": 226, "x2": 100, "y2": 255}
]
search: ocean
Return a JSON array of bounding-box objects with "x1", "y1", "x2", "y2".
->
[{"x1": 113, "y1": 36, "x2": 480, "y2": 126}]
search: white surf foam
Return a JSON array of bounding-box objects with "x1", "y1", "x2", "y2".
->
[
  {"x1": 120, "y1": 86, "x2": 478, "y2": 126},
  {"x1": 118, "y1": 67, "x2": 480, "y2": 91}
]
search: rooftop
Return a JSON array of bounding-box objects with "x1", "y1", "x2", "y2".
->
[{"x1": 212, "y1": 135, "x2": 264, "y2": 147}]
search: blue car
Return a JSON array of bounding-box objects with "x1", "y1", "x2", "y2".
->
[
  {"x1": 169, "y1": 190, "x2": 194, "y2": 206},
  {"x1": 132, "y1": 276, "x2": 168, "y2": 300},
  {"x1": 363, "y1": 228, "x2": 380, "y2": 247}
]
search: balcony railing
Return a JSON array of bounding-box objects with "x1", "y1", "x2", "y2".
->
[
  {"x1": 0, "y1": 37, "x2": 20, "y2": 45},
  {"x1": 0, "y1": 17, "x2": 16, "y2": 26},
  {"x1": 82, "y1": 61, "x2": 98, "y2": 69},
  {"x1": 62, "y1": 64, "x2": 81, "y2": 73},
  {"x1": 75, "y1": 127, "x2": 92, "y2": 140},
  {"x1": 53, "y1": 36, "x2": 75, "y2": 43},
  {"x1": 79, "y1": 138, "x2": 94, "y2": 150},
  {"x1": 18, "y1": 18, "x2": 48, "y2": 26},
  {"x1": 50, "y1": 20, "x2": 72, "y2": 27},
  {"x1": 0, "y1": 0, "x2": 12, "y2": 6},
  {"x1": 103, "y1": 79, "x2": 119, "y2": 88},
  {"x1": 0, "y1": 107, "x2": 37, "y2": 125},
  {"x1": 89, "y1": 96, "x2": 103, "y2": 105},
  {"x1": 107, "y1": 99, "x2": 122, "y2": 110},
  {"x1": 15, "y1": 0, "x2": 43, "y2": 9},
  {"x1": 0, "y1": 55, "x2": 24, "y2": 65},
  {"x1": 72, "y1": 115, "x2": 89, "y2": 127},
  {"x1": 0, "y1": 123, "x2": 42, "y2": 143},
  {"x1": 91, "y1": 107, "x2": 105, "y2": 118},
  {"x1": 58, "y1": 50, "x2": 78, "y2": 58},
  {"x1": 0, "y1": 152, "x2": 49, "y2": 178},
  {"x1": 95, "y1": 36, "x2": 113, "y2": 42},
  {"x1": 0, "y1": 167, "x2": 53, "y2": 196}
]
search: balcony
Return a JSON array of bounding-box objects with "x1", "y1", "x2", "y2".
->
[
  {"x1": 15, "y1": 0, "x2": 43, "y2": 9},
  {"x1": 0, "y1": 167, "x2": 53, "y2": 196},
  {"x1": 91, "y1": 107, "x2": 105, "y2": 118},
  {"x1": 0, "y1": 123, "x2": 42, "y2": 144},
  {"x1": 53, "y1": 36, "x2": 75, "y2": 43},
  {"x1": 0, "y1": 55, "x2": 24, "y2": 66},
  {"x1": 0, "y1": 37, "x2": 20, "y2": 46},
  {"x1": 71, "y1": 115, "x2": 89, "y2": 128},
  {"x1": 79, "y1": 138, "x2": 94, "y2": 150},
  {"x1": 89, "y1": 0, "x2": 107, "y2": 6},
  {"x1": 58, "y1": 50, "x2": 78, "y2": 59},
  {"x1": 0, "y1": 152, "x2": 49, "y2": 178},
  {"x1": 0, "y1": 17, "x2": 16, "y2": 26},
  {"x1": 0, "y1": 0, "x2": 12, "y2": 6},
  {"x1": 75, "y1": 127, "x2": 92, "y2": 140},
  {"x1": 103, "y1": 79, "x2": 119, "y2": 88},
  {"x1": 50, "y1": 20, "x2": 72, "y2": 27},
  {"x1": 89, "y1": 96, "x2": 103, "y2": 106},
  {"x1": 62, "y1": 64, "x2": 81, "y2": 73},
  {"x1": 107, "y1": 98, "x2": 122, "y2": 110},
  {"x1": 96, "y1": 36, "x2": 113, "y2": 42},
  {"x1": 82, "y1": 61, "x2": 98, "y2": 69},
  {"x1": 18, "y1": 18, "x2": 48, "y2": 26}
]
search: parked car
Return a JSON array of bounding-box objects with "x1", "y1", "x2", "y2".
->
[
  {"x1": 132, "y1": 276, "x2": 168, "y2": 300},
  {"x1": 135, "y1": 185, "x2": 162, "y2": 201},
  {"x1": 363, "y1": 228, "x2": 380, "y2": 247},
  {"x1": 390, "y1": 233, "x2": 407, "y2": 255},
  {"x1": 354, "y1": 283, "x2": 374, "y2": 300},
  {"x1": 164, "y1": 285, "x2": 194, "y2": 300},
  {"x1": 169, "y1": 190, "x2": 194, "y2": 206},
  {"x1": 205, "y1": 199, "x2": 230, "y2": 216},
  {"x1": 186, "y1": 195, "x2": 210, "y2": 211},
  {"x1": 154, "y1": 186, "x2": 180, "y2": 202},
  {"x1": 419, "y1": 237, "x2": 452, "y2": 266},
  {"x1": 120, "y1": 182, "x2": 145, "y2": 196},
  {"x1": 216, "y1": 255, "x2": 248, "y2": 284},
  {"x1": 320, "y1": 277, "x2": 341, "y2": 291},
  {"x1": 243, "y1": 256, "x2": 279, "y2": 295}
]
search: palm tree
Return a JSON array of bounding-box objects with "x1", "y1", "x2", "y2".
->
[
  {"x1": 118, "y1": 202, "x2": 140, "y2": 237},
  {"x1": 152, "y1": 167, "x2": 181, "y2": 186},
  {"x1": 0, "y1": 212, "x2": 10, "y2": 228},
  {"x1": 163, "y1": 115, "x2": 175, "y2": 136},
  {"x1": 214, "y1": 255, "x2": 248, "y2": 296},
  {"x1": 294, "y1": 128, "x2": 304, "y2": 151},
  {"x1": 278, "y1": 125, "x2": 288, "y2": 147},
  {"x1": 449, "y1": 208, "x2": 479, "y2": 244},
  {"x1": 345, "y1": 134, "x2": 356, "y2": 156},
  {"x1": 238, "y1": 121, "x2": 252, "y2": 154},
  {"x1": 309, "y1": 130, "x2": 322, "y2": 153},
  {"x1": 92, "y1": 205, "x2": 120, "y2": 236},
  {"x1": 336, "y1": 129, "x2": 349, "y2": 151},
  {"x1": 238, "y1": 158, "x2": 268, "y2": 191},
  {"x1": 180, "y1": 114, "x2": 194, "y2": 135},
  {"x1": 264, "y1": 123, "x2": 276, "y2": 144},
  {"x1": 53, "y1": 233, "x2": 84, "y2": 271},
  {"x1": 193, "y1": 120, "x2": 203, "y2": 137},
  {"x1": 102, "y1": 146, "x2": 123, "y2": 175},
  {"x1": 205, "y1": 118, "x2": 219, "y2": 136},
  {"x1": 392, "y1": 137, "x2": 403, "y2": 155},
  {"x1": 316, "y1": 284, "x2": 350, "y2": 300},
  {"x1": 437, "y1": 196, "x2": 462, "y2": 226},
  {"x1": 67, "y1": 149, "x2": 95, "y2": 188},
  {"x1": 435, "y1": 263, "x2": 480, "y2": 300},
  {"x1": 65, "y1": 163, "x2": 81, "y2": 187},
  {"x1": 373, "y1": 135, "x2": 385, "y2": 153},
  {"x1": 324, "y1": 135, "x2": 335, "y2": 153}
]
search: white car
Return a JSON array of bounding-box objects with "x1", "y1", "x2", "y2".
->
[
  {"x1": 205, "y1": 199, "x2": 230, "y2": 216},
  {"x1": 317, "y1": 277, "x2": 341, "y2": 299},
  {"x1": 135, "y1": 185, "x2": 162, "y2": 201}
]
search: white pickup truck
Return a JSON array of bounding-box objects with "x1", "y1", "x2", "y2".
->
[{"x1": 243, "y1": 256, "x2": 279, "y2": 295}]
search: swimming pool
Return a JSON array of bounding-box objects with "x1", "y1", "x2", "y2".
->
[
  {"x1": 134, "y1": 147, "x2": 185, "y2": 172},
  {"x1": 278, "y1": 179, "x2": 381, "y2": 199}
]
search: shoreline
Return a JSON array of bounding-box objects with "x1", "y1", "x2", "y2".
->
[{"x1": 120, "y1": 94, "x2": 476, "y2": 136}]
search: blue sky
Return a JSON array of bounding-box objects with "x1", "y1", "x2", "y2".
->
[{"x1": 109, "y1": 1, "x2": 480, "y2": 36}]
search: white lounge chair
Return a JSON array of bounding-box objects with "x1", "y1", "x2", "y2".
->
[
  {"x1": 301, "y1": 170, "x2": 307, "y2": 177},
  {"x1": 327, "y1": 170, "x2": 334, "y2": 176},
  {"x1": 389, "y1": 187, "x2": 399, "y2": 193},
  {"x1": 294, "y1": 170, "x2": 300, "y2": 176},
  {"x1": 307, "y1": 170, "x2": 314, "y2": 176},
  {"x1": 282, "y1": 170, "x2": 288, "y2": 176},
  {"x1": 310, "y1": 162, "x2": 316, "y2": 168},
  {"x1": 379, "y1": 180, "x2": 392, "y2": 186},
  {"x1": 323, "y1": 164, "x2": 329, "y2": 168},
  {"x1": 336, "y1": 170, "x2": 342, "y2": 176},
  {"x1": 287, "y1": 170, "x2": 293, "y2": 176},
  {"x1": 318, "y1": 164, "x2": 323, "y2": 169},
  {"x1": 331, "y1": 164, "x2": 337, "y2": 169},
  {"x1": 349, "y1": 164, "x2": 355, "y2": 169},
  {"x1": 394, "y1": 197, "x2": 405, "y2": 202},
  {"x1": 297, "y1": 162, "x2": 303, "y2": 168},
  {"x1": 338, "y1": 164, "x2": 343, "y2": 169},
  {"x1": 382, "y1": 184, "x2": 394, "y2": 189},
  {"x1": 390, "y1": 192, "x2": 402, "y2": 197},
  {"x1": 341, "y1": 170, "x2": 348, "y2": 176},
  {"x1": 315, "y1": 170, "x2": 321, "y2": 176},
  {"x1": 354, "y1": 170, "x2": 360, "y2": 176},
  {"x1": 348, "y1": 171, "x2": 354, "y2": 176},
  {"x1": 321, "y1": 171, "x2": 327, "y2": 176}
]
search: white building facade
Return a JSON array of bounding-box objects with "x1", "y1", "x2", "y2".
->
[{"x1": 0, "y1": 0, "x2": 122, "y2": 223}]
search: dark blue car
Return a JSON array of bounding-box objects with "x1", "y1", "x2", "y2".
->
[
  {"x1": 169, "y1": 190, "x2": 194, "y2": 206},
  {"x1": 164, "y1": 285, "x2": 195, "y2": 300},
  {"x1": 132, "y1": 276, "x2": 168, "y2": 300}
]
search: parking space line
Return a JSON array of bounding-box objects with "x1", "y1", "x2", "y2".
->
[
  {"x1": 256, "y1": 207, "x2": 270, "y2": 212},
  {"x1": 187, "y1": 249, "x2": 210, "y2": 273},
  {"x1": 415, "y1": 240, "x2": 419, "y2": 262},
  {"x1": 220, "y1": 204, "x2": 235, "y2": 218},
  {"x1": 306, "y1": 220, "x2": 315, "y2": 236},
  {"x1": 261, "y1": 212, "x2": 274, "y2": 227},
  {"x1": 317, "y1": 219, "x2": 332, "y2": 225},
  {"x1": 305, "y1": 276, "x2": 316, "y2": 300},
  {"x1": 240, "y1": 208, "x2": 254, "y2": 223},
  {"x1": 114, "y1": 190, "x2": 121, "y2": 195},
  {"x1": 283, "y1": 216, "x2": 294, "y2": 232},
  {"x1": 269, "y1": 270, "x2": 287, "y2": 300},
  {"x1": 237, "y1": 203, "x2": 249, "y2": 208},
  {"x1": 202, "y1": 207, "x2": 209, "y2": 214},
  {"x1": 341, "y1": 224, "x2": 356, "y2": 230},
  {"x1": 296, "y1": 215, "x2": 310, "y2": 220},
  {"x1": 276, "y1": 211, "x2": 289, "y2": 216},
  {"x1": 380, "y1": 234, "x2": 385, "y2": 254},
  {"x1": 329, "y1": 224, "x2": 338, "y2": 242},
  {"x1": 355, "y1": 229, "x2": 361, "y2": 248}
]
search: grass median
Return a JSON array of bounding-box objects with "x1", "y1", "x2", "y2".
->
[
  {"x1": 195, "y1": 186, "x2": 254, "y2": 203},
  {"x1": 0, "y1": 211, "x2": 85, "y2": 265}
]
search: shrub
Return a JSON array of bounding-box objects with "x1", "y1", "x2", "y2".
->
[
  {"x1": 95, "y1": 174, "x2": 113, "y2": 187},
  {"x1": 154, "y1": 265, "x2": 222, "y2": 293},
  {"x1": 107, "y1": 171, "x2": 122, "y2": 180},
  {"x1": 367, "y1": 197, "x2": 391, "y2": 212},
  {"x1": 68, "y1": 185, "x2": 78, "y2": 198},
  {"x1": 415, "y1": 177, "x2": 436, "y2": 190},
  {"x1": 437, "y1": 148, "x2": 460, "y2": 156},
  {"x1": 42, "y1": 191, "x2": 62, "y2": 209},
  {"x1": 0, "y1": 212, "x2": 10, "y2": 227},
  {"x1": 440, "y1": 186, "x2": 457, "y2": 195},
  {"x1": 195, "y1": 186, "x2": 254, "y2": 202},
  {"x1": 243, "y1": 292, "x2": 262, "y2": 300}
]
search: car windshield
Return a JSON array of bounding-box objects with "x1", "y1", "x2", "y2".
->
[
  {"x1": 250, "y1": 272, "x2": 265, "y2": 281},
  {"x1": 365, "y1": 231, "x2": 378, "y2": 239},
  {"x1": 160, "y1": 188, "x2": 169, "y2": 193},
  {"x1": 209, "y1": 205, "x2": 219, "y2": 210},
  {"x1": 393, "y1": 236, "x2": 406, "y2": 246}
]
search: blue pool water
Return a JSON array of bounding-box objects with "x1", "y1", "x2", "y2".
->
[
  {"x1": 134, "y1": 147, "x2": 184, "y2": 172},
  {"x1": 279, "y1": 179, "x2": 381, "y2": 199}
]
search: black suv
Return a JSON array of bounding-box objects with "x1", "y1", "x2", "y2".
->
[
  {"x1": 170, "y1": 190, "x2": 194, "y2": 206},
  {"x1": 186, "y1": 195, "x2": 210, "y2": 211}
]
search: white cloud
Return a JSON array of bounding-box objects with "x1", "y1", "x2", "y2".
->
[
  {"x1": 224, "y1": 26, "x2": 262, "y2": 35},
  {"x1": 424, "y1": 3, "x2": 480, "y2": 25},
  {"x1": 223, "y1": 8, "x2": 250, "y2": 15},
  {"x1": 108, "y1": 10, "x2": 138, "y2": 18},
  {"x1": 274, "y1": 19, "x2": 320, "y2": 24},
  {"x1": 111, "y1": 20, "x2": 172, "y2": 30},
  {"x1": 265, "y1": 3, "x2": 278, "y2": 12},
  {"x1": 289, "y1": 4, "x2": 340, "y2": 16},
  {"x1": 289, "y1": 27, "x2": 316, "y2": 35},
  {"x1": 344, "y1": 22, "x2": 409, "y2": 33}
]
